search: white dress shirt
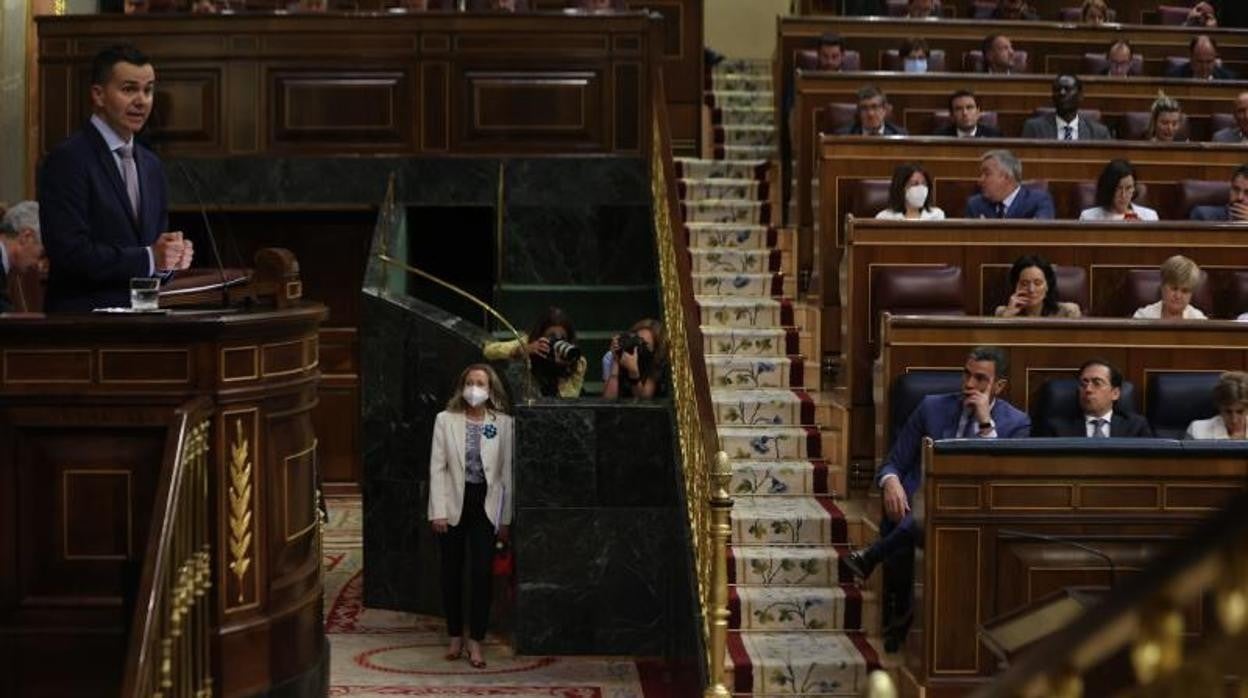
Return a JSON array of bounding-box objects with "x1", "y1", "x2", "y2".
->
[
  {"x1": 999, "y1": 186, "x2": 1021, "y2": 212},
  {"x1": 956, "y1": 126, "x2": 978, "y2": 138},
  {"x1": 90, "y1": 114, "x2": 156, "y2": 276},
  {"x1": 1085, "y1": 409, "x2": 1114, "y2": 437},
  {"x1": 1132, "y1": 301, "x2": 1207, "y2": 319},
  {"x1": 1079, "y1": 204, "x2": 1159, "y2": 221},
  {"x1": 875, "y1": 207, "x2": 946, "y2": 220}
]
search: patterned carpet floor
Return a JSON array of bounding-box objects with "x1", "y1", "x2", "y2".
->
[{"x1": 323, "y1": 496, "x2": 694, "y2": 697}]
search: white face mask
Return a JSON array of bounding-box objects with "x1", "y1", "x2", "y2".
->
[
  {"x1": 905, "y1": 184, "x2": 929, "y2": 210},
  {"x1": 462, "y1": 385, "x2": 489, "y2": 407},
  {"x1": 903, "y1": 58, "x2": 928, "y2": 73}
]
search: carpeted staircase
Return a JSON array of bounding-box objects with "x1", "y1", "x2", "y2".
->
[{"x1": 676, "y1": 58, "x2": 883, "y2": 696}]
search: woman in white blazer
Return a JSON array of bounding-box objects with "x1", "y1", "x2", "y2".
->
[
  {"x1": 1079, "y1": 159, "x2": 1159, "y2": 221},
  {"x1": 1186, "y1": 371, "x2": 1248, "y2": 439},
  {"x1": 428, "y1": 363, "x2": 514, "y2": 668}
]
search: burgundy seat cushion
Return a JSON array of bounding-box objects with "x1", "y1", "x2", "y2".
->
[
  {"x1": 1157, "y1": 5, "x2": 1193, "y2": 25},
  {"x1": 1180, "y1": 180, "x2": 1230, "y2": 216},
  {"x1": 1055, "y1": 265, "x2": 1089, "y2": 311},
  {"x1": 1083, "y1": 52, "x2": 1144, "y2": 76},
  {"x1": 817, "y1": 103, "x2": 859, "y2": 134},
  {"x1": 852, "y1": 179, "x2": 893, "y2": 218},
  {"x1": 1211, "y1": 113, "x2": 1236, "y2": 135},
  {"x1": 873, "y1": 266, "x2": 965, "y2": 316},
  {"x1": 1226, "y1": 270, "x2": 1248, "y2": 318}
]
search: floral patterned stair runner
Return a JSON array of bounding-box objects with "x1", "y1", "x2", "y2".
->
[{"x1": 678, "y1": 57, "x2": 881, "y2": 696}]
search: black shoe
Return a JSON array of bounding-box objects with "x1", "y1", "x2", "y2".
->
[{"x1": 843, "y1": 549, "x2": 879, "y2": 580}]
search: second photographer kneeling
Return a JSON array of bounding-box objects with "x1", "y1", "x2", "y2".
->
[
  {"x1": 483, "y1": 306, "x2": 587, "y2": 398},
  {"x1": 603, "y1": 318, "x2": 669, "y2": 399}
]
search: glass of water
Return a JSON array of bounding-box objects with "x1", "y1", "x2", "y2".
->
[{"x1": 130, "y1": 277, "x2": 160, "y2": 311}]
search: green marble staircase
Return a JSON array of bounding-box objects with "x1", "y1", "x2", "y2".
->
[{"x1": 684, "y1": 58, "x2": 882, "y2": 696}]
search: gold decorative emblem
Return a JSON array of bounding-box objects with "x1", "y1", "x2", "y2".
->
[{"x1": 227, "y1": 419, "x2": 253, "y2": 603}]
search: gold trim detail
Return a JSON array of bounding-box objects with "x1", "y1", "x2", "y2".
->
[
  {"x1": 227, "y1": 418, "x2": 254, "y2": 604},
  {"x1": 283, "y1": 440, "x2": 319, "y2": 543},
  {"x1": 220, "y1": 345, "x2": 260, "y2": 383},
  {"x1": 2, "y1": 349, "x2": 93, "y2": 384},
  {"x1": 98, "y1": 348, "x2": 191, "y2": 385}
]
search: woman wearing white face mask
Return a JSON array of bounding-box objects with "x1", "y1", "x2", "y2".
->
[
  {"x1": 900, "y1": 37, "x2": 930, "y2": 74},
  {"x1": 876, "y1": 162, "x2": 946, "y2": 220},
  {"x1": 429, "y1": 363, "x2": 513, "y2": 669}
]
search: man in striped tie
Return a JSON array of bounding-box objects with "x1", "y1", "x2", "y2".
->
[
  {"x1": 1032, "y1": 359, "x2": 1154, "y2": 437},
  {"x1": 38, "y1": 44, "x2": 193, "y2": 312},
  {"x1": 1020, "y1": 74, "x2": 1113, "y2": 141}
]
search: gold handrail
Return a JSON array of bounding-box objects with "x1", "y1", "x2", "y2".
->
[
  {"x1": 647, "y1": 49, "x2": 730, "y2": 693},
  {"x1": 121, "y1": 397, "x2": 215, "y2": 698}
]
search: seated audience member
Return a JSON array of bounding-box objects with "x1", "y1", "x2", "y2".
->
[
  {"x1": 899, "y1": 37, "x2": 930, "y2": 73},
  {"x1": 1021, "y1": 74, "x2": 1112, "y2": 141},
  {"x1": 1213, "y1": 92, "x2": 1248, "y2": 143},
  {"x1": 1080, "y1": 159, "x2": 1159, "y2": 220},
  {"x1": 934, "y1": 90, "x2": 1002, "y2": 137},
  {"x1": 574, "y1": 0, "x2": 614, "y2": 10},
  {"x1": 906, "y1": 0, "x2": 938, "y2": 18},
  {"x1": 1133, "y1": 255, "x2": 1208, "y2": 319},
  {"x1": 876, "y1": 163, "x2": 945, "y2": 220},
  {"x1": 1190, "y1": 165, "x2": 1248, "y2": 221},
  {"x1": 837, "y1": 86, "x2": 907, "y2": 136},
  {"x1": 1185, "y1": 1, "x2": 1218, "y2": 27},
  {"x1": 1168, "y1": 35, "x2": 1236, "y2": 80},
  {"x1": 603, "y1": 318, "x2": 668, "y2": 399},
  {"x1": 1103, "y1": 40, "x2": 1134, "y2": 77},
  {"x1": 0, "y1": 202, "x2": 47, "y2": 314},
  {"x1": 1033, "y1": 359, "x2": 1153, "y2": 437},
  {"x1": 483, "y1": 306, "x2": 587, "y2": 397},
  {"x1": 995, "y1": 254, "x2": 1081, "y2": 317},
  {"x1": 1081, "y1": 0, "x2": 1111, "y2": 24},
  {"x1": 965, "y1": 149, "x2": 1056, "y2": 219},
  {"x1": 842, "y1": 346, "x2": 1029, "y2": 651},
  {"x1": 1186, "y1": 371, "x2": 1248, "y2": 439},
  {"x1": 982, "y1": 34, "x2": 1017, "y2": 74},
  {"x1": 816, "y1": 33, "x2": 846, "y2": 72},
  {"x1": 992, "y1": 0, "x2": 1038, "y2": 20},
  {"x1": 1148, "y1": 95, "x2": 1185, "y2": 142},
  {"x1": 489, "y1": 0, "x2": 518, "y2": 10}
]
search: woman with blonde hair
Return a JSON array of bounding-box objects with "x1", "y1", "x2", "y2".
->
[
  {"x1": 603, "y1": 317, "x2": 670, "y2": 399},
  {"x1": 428, "y1": 363, "x2": 513, "y2": 669},
  {"x1": 1147, "y1": 94, "x2": 1185, "y2": 142},
  {"x1": 1186, "y1": 372, "x2": 1248, "y2": 439},
  {"x1": 1132, "y1": 255, "x2": 1207, "y2": 319}
]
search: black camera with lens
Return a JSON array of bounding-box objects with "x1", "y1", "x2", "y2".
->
[
  {"x1": 614, "y1": 331, "x2": 654, "y2": 379},
  {"x1": 546, "y1": 335, "x2": 581, "y2": 363}
]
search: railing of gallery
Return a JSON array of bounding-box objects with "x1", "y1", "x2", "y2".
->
[
  {"x1": 649, "y1": 58, "x2": 733, "y2": 695},
  {"x1": 973, "y1": 489, "x2": 1248, "y2": 698},
  {"x1": 121, "y1": 397, "x2": 215, "y2": 698}
]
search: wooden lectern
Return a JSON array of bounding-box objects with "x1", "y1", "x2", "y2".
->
[{"x1": 0, "y1": 250, "x2": 328, "y2": 696}]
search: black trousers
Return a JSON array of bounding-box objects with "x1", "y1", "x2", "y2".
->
[{"x1": 439, "y1": 482, "x2": 495, "y2": 641}]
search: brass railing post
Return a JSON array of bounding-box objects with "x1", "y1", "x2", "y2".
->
[{"x1": 705, "y1": 451, "x2": 733, "y2": 698}]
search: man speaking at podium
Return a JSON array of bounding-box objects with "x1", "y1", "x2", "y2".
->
[{"x1": 38, "y1": 44, "x2": 192, "y2": 312}]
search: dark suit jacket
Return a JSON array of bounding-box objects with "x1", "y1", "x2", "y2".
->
[
  {"x1": 1212, "y1": 127, "x2": 1247, "y2": 143},
  {"x1": 1166, "y1": 63, "x2": 1237, "y2": 80},
  {"x1": 932, "y1": 123, "x2": 1003, "y2": 138},
  {"x1": 0, "y1": 258, "x2": 9, "y2": 314},
  {"x1": 877, "y1": 393, "x2": 1031, "y2": 498},
  {"x1": 1020, "y1": 115, "x2": 1113, "y2": 140},
  {"x1": 836, "y1": 122, "x2": 908, "y2": 136},
  {"x1": 965, "y1": 186, "x2": 1056, "y2": 219},
  {"x1": 1033, "y1": 410, "x2": 1154, "y2": 438},
  {"x1": 1191, "y1": 204, "x2": 1231, "y2": 221},
  {"x1": 38, "y1": 122, "x2": 169, "y2": 312}
]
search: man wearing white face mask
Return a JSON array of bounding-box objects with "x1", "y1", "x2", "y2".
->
[
  {"x1": 899, "y1": 38, "x2": 930, "y2": 74},
  {"x1": 876, "y1": 163, "x2": 946, "y2": 220},
  {"x1": 429, "y1": 363, "x2": 514, "y2": 670}
]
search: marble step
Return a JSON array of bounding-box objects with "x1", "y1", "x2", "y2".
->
[
  {"x1": 711, "y1": 90, "x2": 774, "y2": 109},
  {"x1": 689, "y1": 247, "x2": 791, "y2": 276},
  {"x1": 706, "y1": 355, "x2": 819, "y2": 390},
  {"x1": 697, "y1": 296, "x2": 814, "y2": 329},
  {"x1": 703, "y1": 326, "x2": 805, "y2": 358},
  {"x1": 730, "y1": 496, "x2": 848, "y2": 546},
  {"x1": 728, "y1": 459, "x2": 839, "y2": 497},
  {"x1": 730, "y1": 585, "x2": 876, "y2": 632},
  {"x1": 725, "y1": 631, "x2": 882, "y2": 696},
  {"x1": 720, "y1": 425, "x2": 833, "y2": 461},
  {"x1": 692, "y1": 272, "x2": 793, "y2": 298},
  {"x1": 676, "y1": 157, "x2": 769, "y2": 181},
  {"x1": 679, "y1": 177, "x2": 769, "y2": 202},
  {"x1": 716, "y1": 144, "x2": 779, "y2": 161},
  {"x1": 685, "y1": 223, "x2": 784, "y2": 250},
  {"x1": 714, "y1": 389, "x2": 819, "y2": 427},
  {"x1": 713, "y1": 106, "x2": 777, "y2": 127},
  {"x1": 715, "y1": 124, "x2": 778, "y2": 147},
  {"x1": 730, "y1": 544, "x2": 847, "y2": 587},
  {"x1": 682, "y1": 199, "x2": 771, "y2": 225}
]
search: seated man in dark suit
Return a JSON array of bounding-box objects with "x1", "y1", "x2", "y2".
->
[
  {"x1": 1032, "y1": 359, "x2": 1154, "y2": 437},
  {"x1": 1212, "y1": 92, "x2": 1248, "y2": 143},
  {"x1": 0, "y1": 202, "x2": 47, "y2": 313},
  {"x1": 933, "y1": 90, "x2": 1003, "y2": 138},
  {"x1": 843, "y1": 346, "x2": 1030, "y2": 651},
  {"x1": 816, "y1": 32, "x2": 847, "y2": 72},
  {"x1": 991, "y1": 0, "x2": 1038, "y2": 20},
  {"x1": 965, "y1": 149, "x2": 1056, "y2": 219},
  {"x1": 1021, "y1": 74, "x2": 1112, "y2": 141},
  {"x1": 1190, "y1": 164, "x2": 1248, "y2": 221},
  {"x1": 836, "y1": 85, "x2": 907, "y2": 136},
  {"x1": 982, "y1": 34, "x2": 1017, "y2": 74},
  {"x1": 38, "y1": 44, "x2": 193, "y2": 312},
  {"x1": 1167, "y1": 35, "x2": 1237, "y2": 80},
  {"x1": 1103, "y1": 40, "x2": 1135, "y2": 77}
]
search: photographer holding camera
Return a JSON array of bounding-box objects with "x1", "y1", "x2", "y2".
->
[
  {"x1": 483, "y1": 306, "x2": 586, "y2": 398},
  {"x1": 603, "y1": 318, "x2": 669, "y2": 400}
]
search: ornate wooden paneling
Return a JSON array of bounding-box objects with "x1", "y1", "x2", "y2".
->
[
  {"x1": 799, "y1": 0, "x2": 1179, "y2": 24},
  {"x1": 35, "y1": 12, "x2": 667, "y2": 157}
]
